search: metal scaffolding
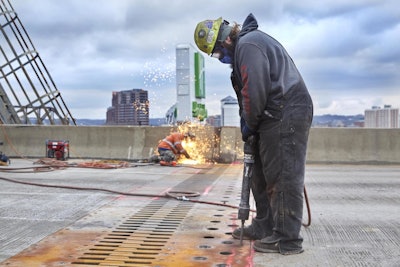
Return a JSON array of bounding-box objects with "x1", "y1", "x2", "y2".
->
[{"x1": 0, "y1": 0, "x2": 76, "y2": 125}]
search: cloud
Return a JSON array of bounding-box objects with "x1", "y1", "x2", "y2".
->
[{"x1": 4, "y1": 0, "x2": 400, "y2": 120}]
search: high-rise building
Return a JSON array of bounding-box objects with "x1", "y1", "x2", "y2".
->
[
  {"x1": 364, "y1": 105, "x2": 399, "y2": 128},
  {"x1": 174, "y1": 44, "x2": 207, "y2": 123},
  {"x1": 165, "y1": 104, "x2": 177, "y2": 125},
  {"x1": 221, "y1": 96, "x2": 240, "y2": 127},
  {"x1": 106, "y1": 89, "x2": 149, "y2": 125}
]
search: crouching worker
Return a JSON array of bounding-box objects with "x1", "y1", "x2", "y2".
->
[{"x1": 157, "y1": 132, "x2": 195, "y2": 166}]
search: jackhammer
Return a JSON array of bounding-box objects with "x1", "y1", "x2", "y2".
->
[{"x1": 237, "y1": 135, "x2": 256, "y2": 245}]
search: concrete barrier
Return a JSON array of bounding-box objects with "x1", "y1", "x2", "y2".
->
[
  {"x1": 307, "y1": 128, "x2": 400, "y2": 164},
  {"x1": 0, "y1": 125, "x2": 399, "y2": 164}
]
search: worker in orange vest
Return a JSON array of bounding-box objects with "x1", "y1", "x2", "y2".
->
[{"x1": 157, "y1": 132, "x2": 195, "y2": 166}]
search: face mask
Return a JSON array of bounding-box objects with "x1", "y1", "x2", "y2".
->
[
  {"x1": 219, "y1": 54, "x2": 232, "y2": 64},
  {"x1": 220, "y1": 48, "x2": 233, "y2": 64},
  {"x1": 213, "y1": 47, "x2": 233, "y2": 64}
]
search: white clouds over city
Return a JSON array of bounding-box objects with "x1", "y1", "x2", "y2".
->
[{"x1": 9, "y1": 0, "x2": 400, "y2": 119}]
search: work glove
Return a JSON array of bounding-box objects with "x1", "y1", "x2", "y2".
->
[{"x1": 241, "y1": 117, "x2": 255, "y2": 142}]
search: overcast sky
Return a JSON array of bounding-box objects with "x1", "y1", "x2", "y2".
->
[{"x1": 7, "y1": 0, "x2": 400, "y2": 119}]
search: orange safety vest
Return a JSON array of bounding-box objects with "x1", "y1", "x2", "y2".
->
[{"x1": 158, "y1": 133, "x2": 186, "y2": 155}]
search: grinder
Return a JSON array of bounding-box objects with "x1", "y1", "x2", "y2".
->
[{"x1": 237, "y1": 135, "x2": 255, "y2": 245}]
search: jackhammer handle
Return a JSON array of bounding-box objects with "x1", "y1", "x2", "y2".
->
[{"x1": 243, "y1": 135, "x2": 256, "y2": 156}]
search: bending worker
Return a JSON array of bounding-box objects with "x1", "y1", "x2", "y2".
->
[
  {"x1": 157, "y1": 132, "x2": 194, "y2": 166},
  {"x1": 194, "y1": 14, "x2": 313, "y2": 255}
]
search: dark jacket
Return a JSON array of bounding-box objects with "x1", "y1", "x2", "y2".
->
[{"x1": 233, "y1": 13, "x2": 308, "y2": 132}]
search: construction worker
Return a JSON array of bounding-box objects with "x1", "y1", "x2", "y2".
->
[
  {"x1": 157, "y1": 132, "x2": 194, "y2": 166},
  {"x1": 194, "y1": 14, "x2": 313, "y2": 255}
]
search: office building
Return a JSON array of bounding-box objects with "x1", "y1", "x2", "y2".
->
[
  {"x1": 221, "y1": 96, "x2": 240, "y2": 127},
  {"x1": 364, "y1": 105, "x2": 399, "y2": 128},
  {"x1": 174, "y1": 44, "x2": 207, "y2": 123},
  {"x1": 106, "y1": 89, "x2": 149, "y2": 125},
  {"x1": 165, "y1": 104, "x2": 177, "y2": 125}
]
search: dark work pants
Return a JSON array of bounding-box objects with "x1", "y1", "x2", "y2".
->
[
  {"x1": 158, "y1": 149, "x2": 176, "y2": 162},
  {"x1": 250, "y1": 86, "x2": 313, "y2": 253}
]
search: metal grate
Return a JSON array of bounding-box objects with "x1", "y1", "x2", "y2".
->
[{"x1": 72, "y1": 199, "x2": 193, "y2": 266}]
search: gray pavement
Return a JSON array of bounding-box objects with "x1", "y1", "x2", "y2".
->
[{"x1": 0, "y1": 159, "x2": 399, "y2": 267}]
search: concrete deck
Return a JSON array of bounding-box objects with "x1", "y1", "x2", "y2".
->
[{"x1": 0, "y1": 159, "x2": 399, "y2": 267}]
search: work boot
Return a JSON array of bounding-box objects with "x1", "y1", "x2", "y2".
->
[
  {"x1": 259, "y1": 232, "x2": 281, "y2": 243},
  {"x1": 254, "y1": 238, "x2": 304, "y2": 255},
  {"x1": 253, "y1": 240, "x2": 280, "y2": 253},
  {"x1": 232, "y1": 225, "x2": 263, "y2": 240},
  {"x1": 160, "y1": 161, "x2": 177, "y2": 167},
  {"x1": 160, "y1": 160, "x2": 169, "y2": 166}
]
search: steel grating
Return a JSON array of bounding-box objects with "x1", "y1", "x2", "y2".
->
[
  {"x1": 0, "y1": 164, "x2": 254, "y2": 267},
  {"x1": 72, "y1": 199, "x2": 194, "y2": 266},
  {"x1": 67, "y1": 166, "x2": 253, "y2": 267}
]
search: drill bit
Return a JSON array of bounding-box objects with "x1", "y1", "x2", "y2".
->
[{"x1": 240, "y1": 220, "x2": 245, "y2": 245}]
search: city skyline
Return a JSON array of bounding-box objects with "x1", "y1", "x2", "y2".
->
[{"x1": 6, "y1": 0, "x2": 400, "y2": 119}]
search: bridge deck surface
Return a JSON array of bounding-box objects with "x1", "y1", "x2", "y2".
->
[{"x1": 0, "y1": 159, "x2": 399, "y2": 267}]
